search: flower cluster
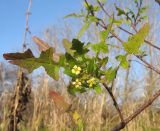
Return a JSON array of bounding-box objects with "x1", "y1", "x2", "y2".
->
[
  {"x1": 71, "y1": 65, "x2": 81, "y2": 75},
  {"x1": 72, "y1": 79, "x2": 82, "y2": 88},
  {"x1": 87, "y1": 77, "x2": 96, "y2": 87},
  {"x1": 71, "y1": 65, "x2": 97, "y2": 89}
]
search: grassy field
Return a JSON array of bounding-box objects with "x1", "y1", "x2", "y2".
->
[{"x1": 0, "y1": 70, "x2": 160, "y2": 131}]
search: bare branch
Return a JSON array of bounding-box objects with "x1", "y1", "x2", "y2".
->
[
  {"x1": 102, "y1": 83, "x2": 125, "y2": 124},
  {"x1": 22, "y1": 0, "x2": 32, "y2": 51},
  {"x1": 111, "y1": 88, "x2": 160, "y2": 131}
]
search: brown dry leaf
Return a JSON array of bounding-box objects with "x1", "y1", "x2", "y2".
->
[
  {"x1": 49, "y1": 90, "x2": 71, "y2": 112},
  {"x1": 3, "y1": 49, "x2": 34, "y2": 60},
  {"x1": 32, "y1": 36, "x2": 50, "y2": 51},
  {"x1": 32, "y1": 36, "x2": 61, "y2": 63}
]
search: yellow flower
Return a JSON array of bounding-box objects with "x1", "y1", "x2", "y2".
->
[
  {"x1": 73, "y1": 111, "x2": 80, "y2": 122},
  {"x1": 72, "y1": 79, "x2": 82, "y2": 88},
  {"x1": 87, "y1": 77, "x2": 96, "y2": 87},
  {"x1": 71, "y1": 65, "x2": 81, "y2": 75}
]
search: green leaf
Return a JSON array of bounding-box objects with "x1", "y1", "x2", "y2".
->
[
  {"x1": 77, "y1": 16, "x2": 98, "y2": 39},
  {"x1": 113, "y1": 19, "x2": 123, "y2": 25},
  {"x1": 139, "y1": 7, "x2": 147, "y2": 14},
  {"x1": 91, "y1": 42, "x2": 108, "y2": 54},
  {"x1": 87, "y1": 59, "x2": 95, "y2": 73},
  {"x1": 68, "y1": 86, "x2": 86, "y2": 95},
  {"x1": 45, "y1": 65, "x2": 59, "y2": 80},
  {"x1": 100, "y1": 22, "x2": 113, "y2": 42},
  {"x1": 94, "y1": 84, "x2": 102, "y2": 93},
  {"x1": 105, "y1": 67, "x2": 118, "y2": 83},
  {"x1": 98, "y1": 0, "x2": 106, "y2": 4},
  {"x1": 62, "y1": 39, "x2": 75, "y2": 56},
  {"x1": 71, "y1": 39, "x2": 89, "y2": 54},
  {"x1": 116, "y1": 55, "x2": 129, "y2": 69},
  {"x1": 115, "y1": 6, "x2": 126, "y2": 16},
  {"x1": 64, "y1": 13, "x2": 84, "y2": 19},
  {"x1": 93, "y1": 5, "x2": 100, "y2": 12},
  {"x1": 99, "y1": 57, "x2": 108, "y2": 67},
  {"x1": 63, "y1": 67, "x2": 75, "y2": 77},
  {"x1": 4, "y1": 48, "x2": 60, "y2": 80},
  {"x1": 71, "y1": 39, "x2": 84, "y2": 54},
  {"x1": 3, "y1": 49, "x2": 34, "y2": 60},
  {"x1": 65, "y1": 53, "x2": 77, "y2": 67},
  {"x1": 58, "y1": 54, "x2": 66, "y2": 66},
  {"x1": 123, "y1": 23, "x2": 150, "y2": 55},
  {"x1": 77, "y1": 21, "x2": 91, "y2": 39}
]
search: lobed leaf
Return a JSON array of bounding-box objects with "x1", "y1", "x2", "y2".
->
[
  {"x1": 99, "y1": 57, "x2": 109, "y2": 67},
  {"x1": 100, "y1": 20, "x2": 113, "y2": 42},
  {"x1": 71, "y1": 39, "x2": 89, "y2": 54},
  {"x1": 64, "y1": 13, "x2": 84, "y2": 19},
  {"x1": 116, "y1": 55, "x2": 129, "y2": 69},
  {"x1": 49, "y1": 90, "x2": 71, "y2": 112},
  {"x1": 62, "y1": 39, "x2": 75, "y2": 56},
  {"x1": 91, "y1": 42, "x2": 108, "y2": 54},
  {"x1": 123, "y1": 23, "x2": 150, "y2": 55},
  {"x1": 105, "y1": 67, "x2": 118, "y2": 83},
  {"x1": 3, "y1": 48, "x2": 60, "y2": 80},
  {"x1": 32, "y1": 36, "x2": 50, "y2": 51},
  {"x1": 94, "y1": 84, "x2": 102, "y2": 93},
  {"x1": 3, "y1": 49, "x2": 34, "y2": 60},
  {"x1": 77, "y1": 16, "x2": 98, "y2": 39}
]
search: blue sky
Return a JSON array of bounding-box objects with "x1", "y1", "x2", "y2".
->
[{"x1": 0, "y1": 0, "x2": 82, "y2": 61}]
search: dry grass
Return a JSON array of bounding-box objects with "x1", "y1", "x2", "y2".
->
[{"x1": 0, "y1": 72, "x2": 160, "y2": 131}]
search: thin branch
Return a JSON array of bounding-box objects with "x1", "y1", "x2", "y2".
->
[
  {"x1": 97, "y1": 0, "x2": 160, "y2": 52},
  {"x1": 96, "y1": 8, "x2": 160, "y2": 76},
  {"x1": 137, "y1": 56, "x2": 160, "y2": 74},
  {"x1": 129, "y1": 59, "x2": 148, "y2": 68},
  {"x1": 102, "y1": 83, "x2": 125, "y2": 124},
  {"x1": 97, "y1": 0, "x2": 111, "y2": 18},
  {"x1": 111, "y1": 88, "x2": 160, "y2": 131},
  {"x1": 22, "y1": 0, "x2": 32, "y2": 51},
  {"x1": 87, "y1": 1, "x2": 160, "y2": 131}
]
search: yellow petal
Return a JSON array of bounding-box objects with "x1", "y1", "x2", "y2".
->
[
  {"x1": 72, "y1": 82, "x2": 76, "y2": 85},
  {"x1": 72, "y1": 69, "x2": 75, "y2": 74},
  {"x1": 89, "y1": 84, "x2": 93, "y2": 87},
  {"x1": 78, "y1": 67, "x2": 81, "y2": 71},
  {"x1": 73, "y1": 65, "x2": 77, "y2": 69},
  {"x1": 73, "y1": 111, "x2": 80, "y2": 121},
  {"x1": 76, "y1": 71, "x2": 80, "y2": 75},
  {"x1": 75, "y1": 85, "x2": 79, "y2": 88}
]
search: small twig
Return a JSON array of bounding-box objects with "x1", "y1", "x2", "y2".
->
[
  {"x1": 137, "y1": 56, "x2": 160, "y2": 74},
  {"x1": 129, "y1": 59, "x2": 147, "y2": 68},
  {"x1": 97, "y1": 0, "x2": 111, "y2": 18},
  {"x1": 22, "y1": 0, "x2": 32, "y2": 51}
]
